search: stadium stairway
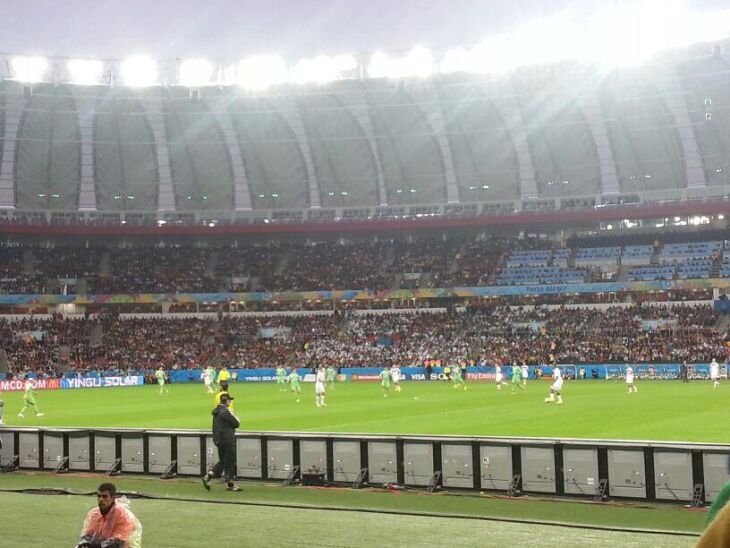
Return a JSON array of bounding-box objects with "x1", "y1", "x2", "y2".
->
[
  {"x1": 276, "y1": 249, "x2": 293, "y2": 275},
  {"x1": 98, "y1": 251, "x2": 111, "y2": 277},
  {"x1": 419, "y1": 272, "x2": 435, "y2": 288},
  {"x1": 716, "y1": 314, "x2": 730, "y2": 332},
  {"x1": 90, "y1": 323, "x2": 103, "y2": 346},
  {"x1": 447, "y1": 243, "x2": 465, "y2": 277},
  {"x1": 616, "y1": 265, "x2": 630, "y2": 282},
  {"x1": 23, "y1": 247, "x2": 35, "y2": 274},
  {"x1": 566, "y1": 250, "x2": 576, "y2": 269},
  {"x1": 206, "y1": 249, "x2": 219, "y2": 276},
  {"x1": 710, "y1": 256, "x2": 722, "y2": 278}
]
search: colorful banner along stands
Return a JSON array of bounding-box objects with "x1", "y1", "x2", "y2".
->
[
  {"x1": 1, "y1": 364, "x2": 724, "y2": 392},
  {"x1": 0, "y1": 277, "x2": 724, "y2": 307}
]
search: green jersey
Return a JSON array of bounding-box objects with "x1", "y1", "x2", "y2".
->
[
  {"x1": 23, "y1": 381, "x2": 36, "y2": 403},
  {"x1": 288, "y1": 372, "x2": 300, "y2": 386},
  {"x1": 452, "y1": 366, "x2": 463, "y2": 380},
  {"x1": 276, "y1": 367, "x2": 286, "y2": 382},
  {"x1": 326, "y1": 367, "x2": 336, "y2": 382},
  {"x1": 155, "y1": 369, "x2": 166, "y2": 384},
  {"x1": 380, "y1": 369, "x2": 391, "y2": 386},
  {"x1": 511, "y1": 366, "x2": 521, "y2": 382}
]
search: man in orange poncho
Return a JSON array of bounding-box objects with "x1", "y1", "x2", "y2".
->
[{"x1": 77, "y1": 482, "x2": 142, "y2": 548}]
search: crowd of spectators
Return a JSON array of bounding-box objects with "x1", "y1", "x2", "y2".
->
[
  {"x1": 2, "y1": 304, "x2": 726, "y2": 378},
  {"x1": 0, "y1": 235, "x2": 726, "y2": 295},
  {"x1": 0, "y1": 238, "x2": 524, "y2": 294}
]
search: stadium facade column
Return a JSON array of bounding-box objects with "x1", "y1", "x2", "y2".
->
[
  {"x1": 339, "y1": 90, "x2": 389, "y2": 206},
  {"x1": 74, "y1": 90, "x2": 98, "y2": 211},
  {"x1": 494, "y1": 96, "x2": 539, "y2": 200},
  {"x1": 141, "y1": 93, "x2": 176, "y2": 211},
  {"x1": 271, "y1": 95, "x2": 321, "y2": 209},
  {"x1": 0, "y1": 84, "x2": 25, "y2": 208},
  {"x1": 409, "y1": 85, "x2": 460, "y2": 204},
  {"x1": 207, "y1": 98, "x2": 252, "y2": 211},
  {"x1": 578, "y1": 91, "x2": 620, "y2": 195},
  {"x1": 656, "y1": 65, "x2": 707, "y2": 189}
]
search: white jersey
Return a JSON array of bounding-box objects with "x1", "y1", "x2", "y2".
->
[
  {"x1": 626, "y1": 367, "x2": 634, "y2": 384},
  {"x1": 204, "y1": 368, "x2": 215, "y2": 385},
  {"x1": 551, "y1": 367, "x2": 563, "y2": 391},
  {"x1": 710, "y1": 361, "x2": 720, "y2": 380},
  {"x1": 390, "y1": 368, "x2": 401, "y2": 383},
  {"x1": 315, "y1": 369, "x2": 326, "y2": 393},
  {"x1": 521, "y1": 365, "x2": 528, "y2": 379},
  {"x1": 495, "y1": 365, "x2": 503, "y2": 382}
]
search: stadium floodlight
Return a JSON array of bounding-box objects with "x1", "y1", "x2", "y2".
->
[
  {"x1": 179, "y1": 58, "x2": 214, "y2": 87},
  {"x1": 440, "y1": 47, "x2": 472, "y2": 74},
  {"x1": 10, "y1": 56, "x2": 47, "y2": 83},
  {"x1": 368, "y1": 47, "x2": 433, "y2": 79},
  {"x1": 290, "y1": 54, "x2": 356, "y2": 85},
  {"x1": 121, "y1": 56, "x2": 158, "y2": 87},
  {"x1": 68, "y1": 59, "x2": 104, "y2": 85},
  {"x1": 237, "y1": 55, "x2": 288, "y2": 91}
]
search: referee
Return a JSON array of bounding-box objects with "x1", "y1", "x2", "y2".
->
[{"x1": 201, "y1": 393, "x2": 240, "y2": 492}]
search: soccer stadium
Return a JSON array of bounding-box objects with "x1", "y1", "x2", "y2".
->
[{"x1": 3, "y1": 1, "x2": 730, "y2": 546}]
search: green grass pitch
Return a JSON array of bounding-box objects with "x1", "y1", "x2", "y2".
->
[
  {"x1": 1, "y1": 379, "x2": 728, "y2": 442},
  {"x1": 0, "y1": 489, "x2": 698, "y2": 547}
]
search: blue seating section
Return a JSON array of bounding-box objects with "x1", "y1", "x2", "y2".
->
[
  {"x1": 497, "y1": 266, "x2": 585, "y2": 285},
  {"x1": 622, "y1": 245, "x2": 653, "y2": 265},
  {"x1": 575, "y1": 247, "x2": 620, "y2": 266},
  {"x1": 553, "y1": 249, "x2": 570, "y2": 267},
  {"x1": 677, "y1": 259, "x2": 712, "y2": 279},
  {"x1": 720, "y1": 257, "x2": 730, "y2": 278},
  {"x1": 500, "y1": 241, "x2": 723, "y2": 283},
  {"x1": 659, "y1": 241, "x2": 722, "y2": 263},
  {"x1": 506, "y1": 250, "x2": 552, "y2": 267},
  {"x1": 628, "y1": 265, "x2": 675, "y2": 281}
]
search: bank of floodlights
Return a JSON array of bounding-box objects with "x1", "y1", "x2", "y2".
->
[
  {"x1": 120, "y1": 56, "x2": 158, "y2": 87},
  {"x1": 179, "y1": 58, "x2": 214, "y2": 87},
  {"x1": 237, "y1": 55, "x2": 288, "y2": 91},
  {"x1": 8, "y1": 1, "x2": 730, "y2": 90},
  {"x1": 290, "y1": 54, "x2": 357, "y2": 85},
  {"x1": 68, "y1": 59, "x2": 104, "y2": 85},
  {"x1": 368, "y1": 47, "x2": 433, "y2": 79},
  {"x1": 10, "y1": 56, "x2": 47, "y2": 83}
]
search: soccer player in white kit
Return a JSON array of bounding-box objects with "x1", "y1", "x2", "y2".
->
[
  {"x1": 315, "y1": 367, "x2": 327, "y2": 407},
  {"x1": 390, "y1": 366, "x2": 402, "y2": 392},
  {"x1": 625, "y1": 366, "x2": 637, "y2": 394},
  {"x1": 495, "y1": 364, "x2": 506, "y2": 390},
  {"x1": 545, "y1": 366, "x2": 564, "y2": 404},
  {"x1": 202, "y1": 366, "x2": 216, "y2": 394},
  {"x1": 710, "y1": 359, "x2": 720, "y2": 389},
  {"x1": 520, "y1": 363, "x2": 529, "y2": 388}
]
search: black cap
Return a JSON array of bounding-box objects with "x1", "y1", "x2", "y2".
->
[{"x1": 220, "y1": 394, "x2": 234, "y2": 402}]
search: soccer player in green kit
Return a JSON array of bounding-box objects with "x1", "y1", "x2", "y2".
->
[
  {"x1": 155, "y1": 367, "x2": 169, "y2": 395},
  {"x1": 452, "y1": 363, "x2": 467, "y2": 390},
  {"x1": 510, "y1": 363, "x2": 525, "y2": 394},
  {"x1": 326, "y1": 366, "x2": 336, "y2": 390},
  {"x1": 288, "y1": 368, "x2": 302, "y2": 403},
  {"x1": 18, "y1": 379, "x2": 44, "y2": 418},
  {"x1": 379, "y1": 367, "x2": 391, "y2": 397},
  {"x1": 276, "y1": 366, "x2": 287, "y2": 392}
]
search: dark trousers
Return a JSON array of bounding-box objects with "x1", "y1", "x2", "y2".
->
[{"x1": 210, "y1": 441, "x2": 236, "y2": 483}]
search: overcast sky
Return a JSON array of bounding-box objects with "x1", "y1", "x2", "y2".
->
[{"x1": 2, "y1": 0, "x2": 728, "y2": 60}]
